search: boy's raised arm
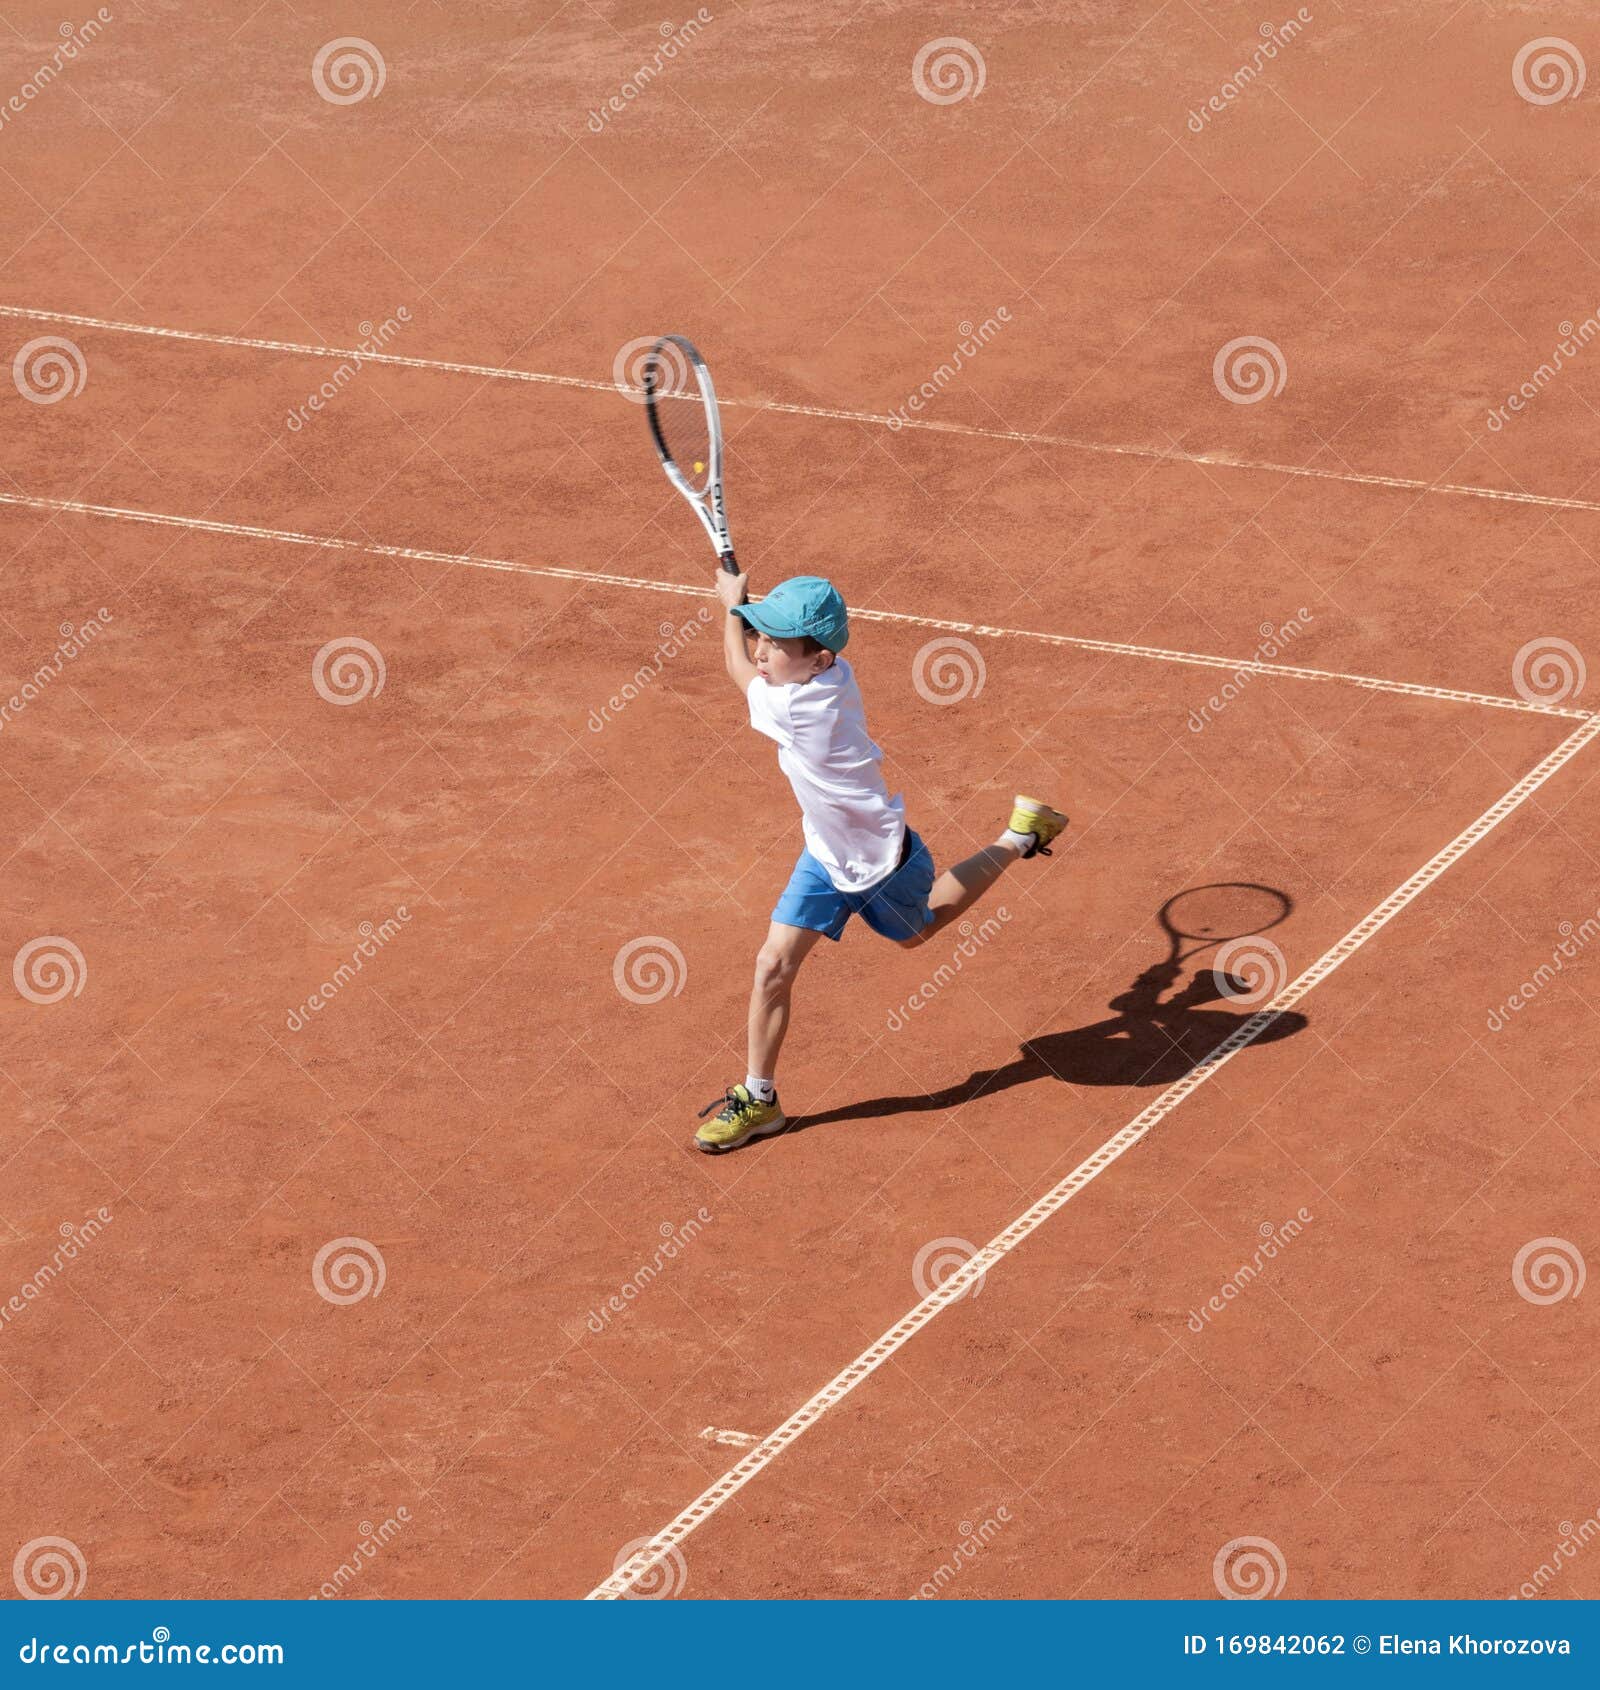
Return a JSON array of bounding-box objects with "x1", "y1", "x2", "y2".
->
[{"x1": 717, "y1": 568, "x2": 759, "y2": 693}]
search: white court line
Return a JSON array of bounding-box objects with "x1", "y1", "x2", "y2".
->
[
  {"x1": 0, "y1": 489, "x2": 1584, "y2": 721},
  {"x1": 590, "y1": 706, "x2": 1600, "y2": 1598},
  {"x1": 5, "y1": 303, "x2": 1600, "y2": 518}
]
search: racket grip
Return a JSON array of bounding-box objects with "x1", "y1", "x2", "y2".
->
[{"x1": 719, "y1": 550, "x2": 739, "y2": 574}]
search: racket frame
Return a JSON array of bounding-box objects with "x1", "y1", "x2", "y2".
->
[{"x1": 643, "y1": 334, "x2": 737, "y2": 573}]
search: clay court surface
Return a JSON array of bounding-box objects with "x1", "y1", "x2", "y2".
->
[{"x1": 2, "y1": 0, "x2": 1600, "y2": 1603}]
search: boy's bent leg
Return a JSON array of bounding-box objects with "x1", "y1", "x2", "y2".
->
[
  {"x1": 904, "y1": 844, "x2": 1018, "y2": 947},
  {"x1": 899, "y1": 798, "x2": 1068, "y2": 949},
  {"x1": 749, "y1": 920, "x2": 826, "y2": 1078}
]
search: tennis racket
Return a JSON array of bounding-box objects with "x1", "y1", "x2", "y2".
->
[
  {"x1": 1149, "y1": 883, "x2": 1291, "y2": 990},
  {"x1": 642, "y1": 334, "x2": 737, "y2": 573}
]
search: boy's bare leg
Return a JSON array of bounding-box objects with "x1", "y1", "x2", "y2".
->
[
  {"x1": 905, "y1": 843, "x2": 1019, "y2": 947},
  {"x1": 749, "y1": 921, "x2": 825, "y2": 1082},
  {"x1": 902, "y1": 795, "x2": 1068, "y2": 949}
]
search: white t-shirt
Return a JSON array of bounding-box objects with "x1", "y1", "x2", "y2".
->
[{"x1": 747, "y1": 659, "x2": 906, "y2": 892}]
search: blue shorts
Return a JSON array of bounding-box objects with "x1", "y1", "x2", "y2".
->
[{"x1": 772, "y1": 831, "x2": 936, "y2": 943}]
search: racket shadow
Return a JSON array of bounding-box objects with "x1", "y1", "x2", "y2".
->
[{"x1": 782, "y1": 887, "x2": 1308, "y2": 1138}]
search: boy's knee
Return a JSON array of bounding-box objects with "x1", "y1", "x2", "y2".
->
[{"x1": 754, "y1": 943, "x2": 803, "y2": 995}]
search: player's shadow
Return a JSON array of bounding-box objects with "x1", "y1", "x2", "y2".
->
[{"x1": 787, "y1": 894, "x2": 1308, "y2": 1134}]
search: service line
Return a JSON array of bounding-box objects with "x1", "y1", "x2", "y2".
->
[
  {"x1": 0, "y1": 490, "x2": 1583, "y2": 721},
  {"x1": 590, "y1": 706, "x2": 1600, "y2": 1597},
  {"x1": 4, "y1": 303, "x2": 1600, "y2": 518}
]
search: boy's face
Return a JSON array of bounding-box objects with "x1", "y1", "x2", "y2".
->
[{"x1": 754, "y1": 631, "x2": 834, "y2": 686}]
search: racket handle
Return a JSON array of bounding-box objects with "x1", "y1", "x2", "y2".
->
[{"x1": 719, "y1": 550, "x2": 739, "y2": 574}]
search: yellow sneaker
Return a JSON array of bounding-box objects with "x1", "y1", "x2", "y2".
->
[
  {"x1": 1007, "y1": 794, "x2": 1069, "y2": 858},
  {"x1": 694, "y1": 1084, "x2": 786, "y2": 1154}
]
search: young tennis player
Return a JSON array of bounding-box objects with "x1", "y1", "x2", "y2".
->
[{"x1": 694, "y1": 571, "x2": 1068, "y2": 1153}]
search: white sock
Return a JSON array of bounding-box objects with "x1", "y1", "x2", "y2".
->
[
  {"x1": 745, "y1": 1074, "x2": 776, "y2": 1103},
  {"x1": 999, "y1": 827, "x2": 1034, "y2": 855}
]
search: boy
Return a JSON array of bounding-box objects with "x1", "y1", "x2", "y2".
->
[{"x1": 694, "y1": 571, "x2": 1068, "y2": 1153}]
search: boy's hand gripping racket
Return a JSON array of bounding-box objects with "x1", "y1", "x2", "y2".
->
[{"x1": 642, "y1": 334, "x2": 738, "y2": 573}]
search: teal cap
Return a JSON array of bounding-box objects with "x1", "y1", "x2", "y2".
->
[{"x1": 733, "y1": 575, "x2": 850, "y2": 652}]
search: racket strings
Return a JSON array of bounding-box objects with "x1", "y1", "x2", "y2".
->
[{"x1": 646, "y1": 343, "x2": 713, "y2": 493}]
